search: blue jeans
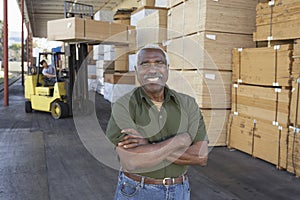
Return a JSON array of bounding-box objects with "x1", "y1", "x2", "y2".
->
[{"x1": 113, "y1": 171, "x2": 190, "y2": 200}]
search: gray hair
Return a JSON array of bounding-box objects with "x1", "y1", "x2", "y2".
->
[{"x1": 135, "y1": 44, "x2": 169, "y2": 67}]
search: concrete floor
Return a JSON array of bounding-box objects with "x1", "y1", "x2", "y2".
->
[{"x1": 0, "y1": 80, "x2": 300, "y2": 200}]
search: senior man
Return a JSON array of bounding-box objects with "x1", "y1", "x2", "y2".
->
[{"x1": 106, "y1": 44, "x2": 208, "y2": 200}]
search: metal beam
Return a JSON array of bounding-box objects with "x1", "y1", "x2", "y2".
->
[
  {"x1": 3, "y1": 0, "x2": 9, "y2": 106},
  {"x1": 21, "y1": 0, "x2": 25, "y2": 87}
]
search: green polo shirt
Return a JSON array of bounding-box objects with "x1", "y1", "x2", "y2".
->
[{"x1": 106, "y1": 86, "x2": 207, "y2": 179}]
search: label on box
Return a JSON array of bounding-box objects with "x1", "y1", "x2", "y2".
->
[
  {"x1": 205, "y1": 34, "x2": 216, "y2": 40},
  {"x1": 205, "y1": 73, "x2": 215, "y2": 80}
]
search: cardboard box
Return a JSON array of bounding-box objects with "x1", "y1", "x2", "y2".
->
[
  {"x1": 139, "y1": 0, "x2": 156, "y2": 7},
  {"x1": 47, "y1": 17, "x2": 85, "y2": 41},
  {"x1": 48, "y1": 17, "x2": 136, "y2": 44},
  {"x1": 94, "y1": 10, "x2": 114, "y2": 22},
  {"x1": 232, "y1": 44, "x2": 294, "y2": 86},
  {"x1": 167, "y1": 0, "x2": 257, "y2": 39},
  {"x1": 96, "y1": 60, "x2": 115, "y2": 70},
  {"x1": 167, "y1": 0, "x2": 184, "y2": 8},
  {"x1": 104, "y1": 82, "x2": 136, "y2": 103},
  {"x1": 167, "y1": 32, "x2": 254, "y2": 70},
  {"x1": 131, "y1": 6, "x2": 167, "y2": 26},
  {"x1": 136, "y1": 10, "x2": 168, "y2": 47},
  {"x1": 104, "y1": 72, "x2": 136, "y2": 84},
  {"x1": 168, "y1": 70, "x2": 231, "y2": 108}
]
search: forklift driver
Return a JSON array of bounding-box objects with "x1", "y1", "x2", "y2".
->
[{"x1": 40, "y1": 60, "x2": 57, "y2": 86}]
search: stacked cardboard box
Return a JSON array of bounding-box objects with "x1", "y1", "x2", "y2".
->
[
  {"x1": 113, "y1": 9, "x2": 133, "y2": 25},
  {"x1": 165, "y1": 0, "x2": 257, "y2": 146},
  {"x1": 136, "y1": 9, "x2": 168, "y2": 48},
  {"x1": 47, "y1": 17, "x2": 135, "y2": 44}
]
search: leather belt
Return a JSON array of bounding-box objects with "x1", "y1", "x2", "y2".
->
[{"x1": 123, "y1": 172, "x2": 187, "y2": 186}]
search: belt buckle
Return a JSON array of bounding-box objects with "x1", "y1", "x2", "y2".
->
[{"x1": 162, "y1": 177, "x2": 173, "y2": 186}]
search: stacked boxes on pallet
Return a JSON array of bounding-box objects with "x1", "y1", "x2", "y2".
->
[
  {"x1": 228, "y1": 0, "x2": 300, "y2": 175},
  {"x1": 289, "y1": 39, "x2": 300, "y2": 176},
  {"x1": 101, "y1": 8, "x2": 137, "y2": 102},
  {"x1": 132, "y1": 5, "x2": 169, "y2": 87},
  {"x1": 166, "y1": 0, "x2": 257, "y2": 146}
]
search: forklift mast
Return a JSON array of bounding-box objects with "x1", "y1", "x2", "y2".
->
[{"x1": 66, "y1": 43, "x2": 89, "y2": 116}]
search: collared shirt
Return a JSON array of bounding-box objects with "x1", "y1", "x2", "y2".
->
[
  {"x1": 106, "y1": 86, "x2": 207, "y2": 179},
  {"x1": 42, "y1": 65, "x2": 55, "y2": 76}
]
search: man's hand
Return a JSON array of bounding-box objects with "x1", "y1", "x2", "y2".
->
[{"x1": 118, "y1": 128, "x2": 149, "y2": 149}]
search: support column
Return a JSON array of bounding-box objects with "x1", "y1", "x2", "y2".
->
[
  {"x1": 3, "y1": 0, "x2": 9, "y2": 106},
  {"x1": 21, "y1": 0, "x2": 24, "y2": 86}
]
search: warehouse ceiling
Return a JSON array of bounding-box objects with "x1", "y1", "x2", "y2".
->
[{"x1": 15, "y1": 0, "x2": 122, "y2": 38}]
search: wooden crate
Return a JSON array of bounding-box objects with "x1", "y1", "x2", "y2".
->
[
  {"x1": 202, "y1": 109, "x2": 230, "y2": 146},
  {"x1": 227, "y1": 113, "x2": 288, "y2": 169},
  {"x1": 287, "y1": 127, "x2": 300, "y2": 176},
  {"x1": 167, "y1": 32, "x2": 254, "y2": 70},
  {"x1": 255, "y1": 0, "x2": 300, "y2": 41},
  {"x1": 232, "y1": 84, "x2": 291, "y2": 127},
  {"x1": 232, "y1": 44, "x2": 294, "y2": 86},
  {"x1": 136, "y1": 10, "x2": 168, "y2": 48},
  {"x1": 168, "y1": 70, "x2": 231, "y2": 109},
  {"x1": 167, "y1": 0, "x2": 257, "y2": 39}
]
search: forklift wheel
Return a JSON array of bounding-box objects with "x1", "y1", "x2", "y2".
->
[
  {"x1": 25, "y1": 101, "x2": 32, "y2": 113},
  {"x1": 51, "y1": 102, "x2": 69, "y2": 119}
]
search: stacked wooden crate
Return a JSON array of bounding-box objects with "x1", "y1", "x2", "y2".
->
[
  {"x1": 166, "y1": 0, "x2": 257, "y2": 146},
  {"x1": 288, "y1": 39, "x2": 300, "y2": 176},
  {"x1": 228, "y1": 44, "x2": 296, "y2": 169},
  {"x1": 255, "y1": 0, "x2": 300, "y2": 41},
  {"x1": 228, "y1": 0, "x2": 300, "y2": 173}
]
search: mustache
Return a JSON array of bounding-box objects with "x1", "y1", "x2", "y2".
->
[{"x1": 143, "y1": 73, "x2": 163, "y2": 79}]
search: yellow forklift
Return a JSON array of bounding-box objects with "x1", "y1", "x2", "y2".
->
[
  {"x1": 25, "y1": 2, "x2": 96, "y2": 119},
  {"x1": 25, "y1": 52, "x2": 69, "y2": 119}
]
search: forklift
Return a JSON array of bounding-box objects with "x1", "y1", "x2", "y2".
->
[
  {"x1": 25, "y1": 2, "x2": 97, "y2": 119},
  {"x1": 24, "y1": 52, "x2": 69, "y2": 119},
  {"x1": 25, "y1": 43, "x2": 92, "y2": 119}
]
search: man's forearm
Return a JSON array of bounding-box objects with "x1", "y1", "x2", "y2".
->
[
  {"x1": 117, "y1": 133, "x2": 191, "y2": 171},
  {"x1": 166, "y1": 141, "x2": 208, "y2": 166}
]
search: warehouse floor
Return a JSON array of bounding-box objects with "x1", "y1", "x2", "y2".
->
[{"x1": 0, "y1": 80, "x2": 300, "y2": 200}]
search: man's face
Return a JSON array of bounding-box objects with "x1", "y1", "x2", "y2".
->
[
  {"x1": 42, "y1": 62, "x2": 48, "y2": 68},
  {"x1": 136, "y1": 48, "x2": 169, "y2": 94}
]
